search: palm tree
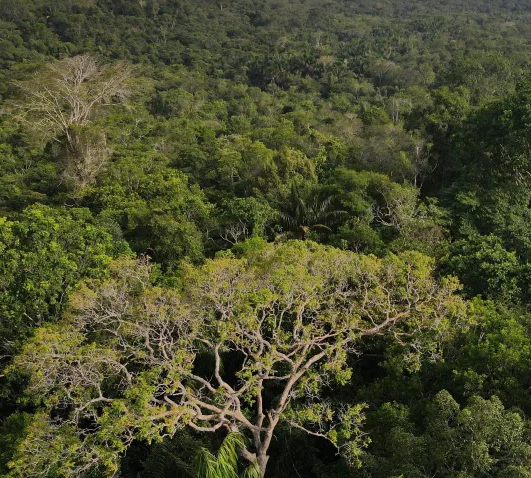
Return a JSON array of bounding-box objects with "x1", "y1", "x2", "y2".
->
[
  {"x1": 278, "y1": 187, "x2": 348, "y2": 240},
  {"x1": 140, "y1": 440, "x2": 194, "y2": 478},
  {"x1": 195, "y1": 433, "x2": 261, "y2": 478}
]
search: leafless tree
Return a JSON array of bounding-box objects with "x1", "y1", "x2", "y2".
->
[{"x1": 14, "y1": 54, "x2": 133, "y2": 188}]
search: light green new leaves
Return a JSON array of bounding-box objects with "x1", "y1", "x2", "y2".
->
[{"x1": 7, "y1": 241, "x2": 466, "y2": 477}]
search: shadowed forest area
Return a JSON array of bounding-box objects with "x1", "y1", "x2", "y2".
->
[{"x1": 2, "y1": 1, "x2": 531, "y2": 477}]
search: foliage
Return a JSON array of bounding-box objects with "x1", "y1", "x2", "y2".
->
[
  {"x1": 361, "y1": 391, "x2": 531, "y2": 477},
  {"x1": 0, "y1": 204, "x2": 128, "y2": 348},
  {"x1": 2, "y1": 0, "x2": 531, "y2": 476},
  {"x1": 7, "y1": 242, "x2": 465, "y2": 476}
]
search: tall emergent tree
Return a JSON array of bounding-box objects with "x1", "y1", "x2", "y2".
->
[
  {"x1": 8, "y1": 242, "x2": 466, "y2": 477},
  {"x1": 14, "y1": 54, "x2": 133, "y2": 189}
]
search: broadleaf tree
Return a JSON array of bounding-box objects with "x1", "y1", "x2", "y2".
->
[{"x1": 8, "y1": 241, "x2": 466, "y2": 477}]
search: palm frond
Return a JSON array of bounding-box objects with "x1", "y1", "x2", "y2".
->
[
  {"x1": 241, "y1": 461, "x2": 262, "y2": 478},
  {"x1": 142, "y1": 440, "x2": 194, "y2": 478},
  {"x1": 278, "y1": 187, "x2": 348, "y2": 236},
  {"x1": 195, "y1": 448, "x2": 218, "y2": 478},
  {"x1": 311, "y1": 224, "x2": 333, "y2": 233},
  {"x1": 324, "y1": 209, "x2": 348, "y2": 221},
  {"x1": 195, "y1": 432, "x2": 249, "y2": 478},
  {"x1": 217, "y1": 433, "x2": 245, "y2": 478},
  {"x1": 278, "y1": 211, "x2": 297, "y2": 230},
  {"x1": 318, "y1": 195, "x2": 334, "y2": 215}
]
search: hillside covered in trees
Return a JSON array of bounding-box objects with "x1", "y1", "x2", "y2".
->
[{"x1": 2, "y1": 0, "x2": 531, "y2": 476}]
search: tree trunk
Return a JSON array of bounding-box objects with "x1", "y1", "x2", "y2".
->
[{"x1": 257, "y1": 453, "x2": 269, "y2": 477}]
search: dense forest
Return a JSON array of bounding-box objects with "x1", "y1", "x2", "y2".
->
[{"x1": 2, "y1": 0, "x2": 531, "y2": 476}]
